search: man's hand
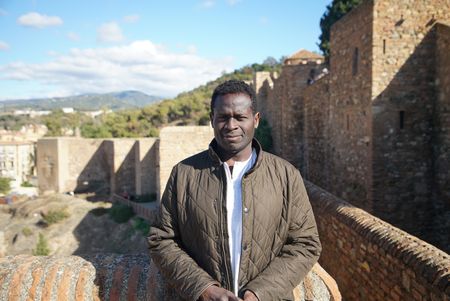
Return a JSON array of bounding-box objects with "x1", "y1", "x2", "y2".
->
[
  {"x1": 199, "y1": 285, "x2": 240, "y2": 301},
  {"x1": 243, "y1": 290, "x2": 259, "y2": 301}
]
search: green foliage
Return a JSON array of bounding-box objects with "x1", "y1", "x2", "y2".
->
[
  {"x1": 42, "y1": 110, "x2": 90, "y2": 137},
  {"x1": 132, "y1": 217, "x2": 150, "y2": 235},
  {"x1": 109, "y1": 203, "x2": 135, "y2": 223},
  {"x1": 255, "y1": 118, "x2": 273, "y2": 152},
  {"x1": 33, "y1": 233, "x2": 51, "y2": 256},
  {"x1": 319, "y1": 0, "x2": 363, "y2": 58},
  {"x1": 21, "y1": 181, "x2": 34, "y2": 187},
  {"x1": 0, "y1": 114, "x2": 34, "y2": 131},
  {"x1": 22, "y1": 227, "x2": 33, "y2": 237},
  {"x1": 0, "y1": 177, "x2": 11, "y2": 195},
  {"x1": 42, "y1": 208, "x2": 70, "y2": 225}
]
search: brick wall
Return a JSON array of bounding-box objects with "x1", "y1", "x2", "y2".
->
[{"x1": 307, "y1": 181, "x2": 450, "y2": 301}]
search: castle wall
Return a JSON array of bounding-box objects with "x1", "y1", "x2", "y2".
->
[
  {"x1": 371, "y1": 0, "x2": 450, "y2": 246},
  {"x1": 36, "y1": 139, "x2": 60, "y2": 194},
  {"x1": 157, "y1": 126, "x2": 213, "y2": 200},
  {"x1": 138, "y1": 138, "x2": 159, "y2": 198},
  {"x1": 327, "y1": 0, "x2": 374, "y2": 210},
  {"x1": 36, "y1": 138, "x2": 158, "y2": 197},
  {"x1": 111, "y1": 139, "x2": 138, "y2": 196},
  {"x1": 431, "y1": 23, "x2": 450, "y2": 251},
  {"x1": 302, "y1": 76, "x2": 331, "y2": 189},
  {"x1": 307, "y1": 182, "x2": 450, "y2": 301}
]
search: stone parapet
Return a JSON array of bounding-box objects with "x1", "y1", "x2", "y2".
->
[
  {"x1": 0, "y1": 254, "x2": 340, "y2": 301},
  {"x1": 306, "y1": 181, "x2": 450, "y2": 301}
]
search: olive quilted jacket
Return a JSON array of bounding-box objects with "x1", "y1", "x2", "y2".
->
[{"x1": 148, "y1": 139, "x2": 321, "y2": 301}]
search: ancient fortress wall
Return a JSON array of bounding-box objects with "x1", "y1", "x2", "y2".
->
[
  {"x1": 327, "y1": 0, "x2": 374, "y2": 211},
  {"x1": 307, "y1": 182, "x2": 450, "y2": 301},
  {"x1": 371, "y1": 0, "x2": 450, "y2": 244},
  {"x1": 302, "y1": 76, "x2": 331, "y2": 190},
  {"x1": 432, "y1": 23, "x2": 450, "y2": 250},
  {"x1": 158, "y1": 126, "x2": 213, "y2": 200},
  {"x1": 37, "y1": 138, "x2": 158, "y2": 197}
]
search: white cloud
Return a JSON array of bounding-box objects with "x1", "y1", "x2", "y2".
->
[
  {"x1": 201, "y1": 0, "x2": 215, "y2": 8},
  {"x1": 123, "y1": 14, "x2": 140, "y2": 23},
  {"x1": 0, "y1": 40, "x2": 234, "y2": 98},
  {"x1": 67, "y1": 32, "x2": 80, "y2": 41},
  {"x1": 0, "y1": 41, "x2": 9, "y2": 51},
  {"x1": 97, "y1": 22, "x2": 124, "y2": 43},
  {"x1": 17, "y1": 12, "x2": 63, "y2": 28}
]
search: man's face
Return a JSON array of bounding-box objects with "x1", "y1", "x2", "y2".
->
[{"x1": 210, "y1": 93, "x2": 260, "y2": 159}]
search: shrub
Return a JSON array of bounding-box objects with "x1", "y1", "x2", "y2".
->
[
  {"x1": 109, "y1": 203, "x2": 135, "y2": 223},
  {"x1": 22, "y1": 227, "x2": 33, "y2": 237},
  {"x1": 0, "y1": 177, "x2": 11, "y2": 195},
  {"x1": 21, "y1": 181, "x2": 34, "y2": 187},
  {"x1": 43, "y1": 208, "x2": 70, "y2": 225},
  {"x1": 33, "y1": 233, "x2": 50, "y2": 256},
  {"x1": 132, "y1": 217, "x2": 150, "y2": 235}
]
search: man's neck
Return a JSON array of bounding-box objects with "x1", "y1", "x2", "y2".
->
[{"x1": 222, "y1": 146, "x2": 253, "y2": 167}]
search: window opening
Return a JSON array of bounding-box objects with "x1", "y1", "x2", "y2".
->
[
  {"x1": 352, "y1": 47, "x2": 359, "y2": 75},
  {"x1": 399, "y1": 111, "x2": 405, "y2": 129}
]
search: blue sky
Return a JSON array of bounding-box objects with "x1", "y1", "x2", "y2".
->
[{"x1": 0, "y1": 0, "x2": 330, "y2": 100}]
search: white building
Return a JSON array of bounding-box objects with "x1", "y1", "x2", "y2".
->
[{"x1": 0, "y1": 141, "x2": 36, "y2": 188}]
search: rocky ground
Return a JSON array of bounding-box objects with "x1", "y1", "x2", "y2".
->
[{"x1": 0, "y1": 193, "x2": 149, "y2": 257}]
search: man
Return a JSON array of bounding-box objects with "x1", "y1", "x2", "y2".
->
[{"x1": 148, "y1": 80, "x2": 321, "y2": 301}]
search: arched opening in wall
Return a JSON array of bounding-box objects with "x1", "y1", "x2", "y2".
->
[
  {"x1": 352, "y1": 47, "x2": 359, "y2": 76},
  {"x1": 383, "y1": 39, "x2": 386, "y2": 54},
  {"x1": 399, "y1": 110, "x2": 405, "y2": 130}
]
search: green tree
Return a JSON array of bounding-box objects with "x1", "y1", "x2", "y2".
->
[
  {"x1": 0, "y1": 177, "x2": 11, "y2": 195},
  {"x1": 318, "y1": 0, "x2": 363, "y2": 58}
]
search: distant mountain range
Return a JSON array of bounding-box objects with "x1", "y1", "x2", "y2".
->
[{"x1": 0, "y1": 91, "x2": 162, "y2": 112}]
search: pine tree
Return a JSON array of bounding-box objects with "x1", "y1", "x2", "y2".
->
[{"x1": 318, "y1": 0, "x2": 363, "y2": 59}]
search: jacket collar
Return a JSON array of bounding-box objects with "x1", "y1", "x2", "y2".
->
[{"x1": 208, "y1": 138, "x2": 264, "y2": 170}]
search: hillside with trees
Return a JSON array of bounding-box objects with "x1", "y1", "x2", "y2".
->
[{"x1": 77, "y1": 61, "x2": 281, "y2": 141}]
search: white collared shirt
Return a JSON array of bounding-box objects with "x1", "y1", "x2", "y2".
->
[{"x1": 223, "y1": 149, "x2": 257, "y2": 295}]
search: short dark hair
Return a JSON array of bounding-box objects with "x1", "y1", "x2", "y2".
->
[{"x1": 211, "y1": 80, "x2": 257, "y2": 113}]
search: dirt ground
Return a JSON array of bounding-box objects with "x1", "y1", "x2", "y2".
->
[{"x1": 0, "y1": 193, "x2": 149, "y2": 257}]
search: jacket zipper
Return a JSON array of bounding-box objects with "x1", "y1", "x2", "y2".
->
[{"x1": 218, "y1": 167, "x2": 233, "y2": 290}]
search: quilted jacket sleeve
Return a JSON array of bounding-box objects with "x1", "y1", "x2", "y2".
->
[
  {"x1": 243, "y1": 170, "x2": 322, "y2": 301},
  {"x1": 148, "y1": 166, "x2": 220, "y2": 300}
]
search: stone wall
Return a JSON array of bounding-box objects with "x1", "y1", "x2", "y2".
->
[
  {"x1": 371, "y1": 0, "x2": 450, "y2": 247},
  {"x1": 327, "y1": 0, "x2": 374, "y2": 210},
  {"x1": 431, "y1": 23, "x2": 450, "y2": 250},
  {"x1": 307, "y1": 181, "x2": 450, "y2": 301},
  {"x1": 157, "y1": 126, "x2": 213, "y2": 200},
  {"x1": 0, "y1": 255, "x2": 340, "y2": 301},
  {"x1": 302, "y1": 76, "x2": 331, "y2": 189},
  {"x1": 37, "y1": 138, "x2": 158, "y2": 197}
]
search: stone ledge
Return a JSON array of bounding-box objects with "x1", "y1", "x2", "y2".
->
[
  {"x1": 306, "y1": 181, "x2": 450, "y2": 296},
  {"x1": 0, "y1": 254, "x2": 341, "y2": 301}
]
